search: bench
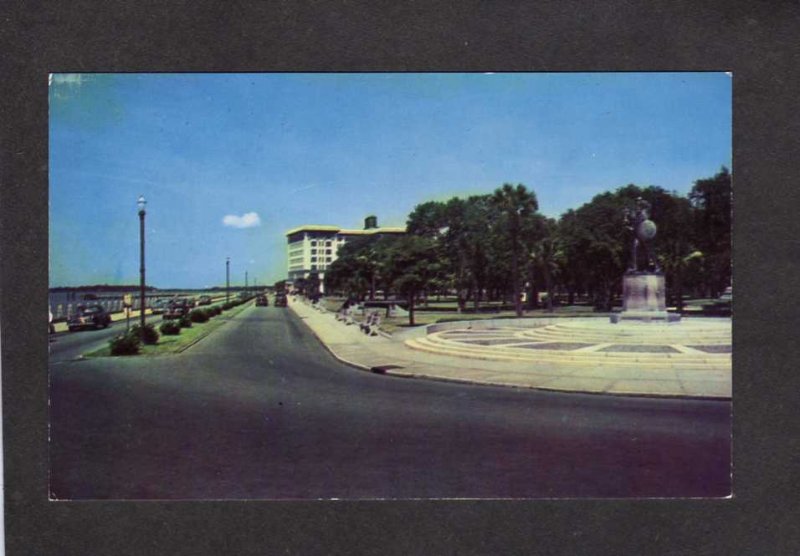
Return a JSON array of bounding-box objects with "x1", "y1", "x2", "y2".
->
[
  {"x1": 336, "y1": 306, "x2": 356, "y2": 325},
  {"x1": 359, "y1": 311, "x2": 382, "y2": 336}
]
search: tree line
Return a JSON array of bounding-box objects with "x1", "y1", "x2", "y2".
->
[{"x1": 311, "y1": 167, "x2": 731, "y2": 324}]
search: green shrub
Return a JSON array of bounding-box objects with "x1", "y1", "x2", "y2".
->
[
  {"x1": 159, "y1": 320, "x2": 181, "y2": 335},
  {"x1": 210, "y1": 306, "x2": 222, "y2": 316},
  {"x1": 131, "y1": 323, "x2": 159, "y2": 345},
  {"x1": 179, "y1": 315, "x2": 192, "y2": 328},
  {"x1": 109, "y1": 332, "x2": 141, "y2": 356},
  {"x1": 222, "y1": 302, "x2": 235, "y2": 311},
  {"x1": 190, "y1": 309, "x2": 210, "y2": 323}
]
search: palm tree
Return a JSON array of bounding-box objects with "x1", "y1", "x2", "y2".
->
[{"x1": 530, "y1": 217, "x2": 561, "y2": 312}]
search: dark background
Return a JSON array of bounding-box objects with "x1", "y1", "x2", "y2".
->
[{"x1": 2, "y1": 1, "x2": 798, "y2": 554}]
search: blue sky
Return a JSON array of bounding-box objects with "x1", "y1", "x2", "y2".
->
[{"x1": 49, "y1": 72, "x2": 731, "y2": 288}]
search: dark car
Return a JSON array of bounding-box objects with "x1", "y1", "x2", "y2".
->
[
  {"x1": 67, "y1": 304, "x2": 112, "y2": 331},
  {"x1": 163, "y1": 299, "x2": 190, "y2": 320},
  {"x1": 255, "y1": 295, "x2": 269, "y2": 306},
  {"x1": 198, "y1": 295, "x2": 212, "y2": 305},
  {"x1": 274, "y1": 293, "x2": 287, "y2": 307}
]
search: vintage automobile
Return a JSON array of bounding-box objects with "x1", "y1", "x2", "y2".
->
[
  {"x1": 255, "y1": 295, "x2": 269, "y2": 306},
  {"x1": 163, "y1": 299, "x2": 191, "y2": 320},
  {"x1": 67, "y1": 304, "x2": 112, "y2": 331},
  {"x1": 274, "y1": 293, "x2": 288, "y2": 307},
  {"x1": 197, "y1": 295, "x2": 212, "y2": 305},
  {"x1": 150, "y1": 299, "x2": 168, "y2": 315}
]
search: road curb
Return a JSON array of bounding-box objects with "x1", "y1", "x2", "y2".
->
[
  {"x1": 289, "y1": 305, "x2": 376, "y2": 372},
  {"x1": 380, "y1": 369, "x2": 730, "y2": 401},
  {"x1": 174, "y1": 325, "x2": 219, "y2": 353}
]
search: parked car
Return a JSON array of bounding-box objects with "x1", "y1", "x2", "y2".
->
[
  {"x1": 150, "y1": 299, "x2": 168, "y2": 315},
  {"x1": 186, "y1": 297, "x2": 197, "y2": 308},
  {"x1": 274, "y1": 293, "x2": 287, "y2": 307},
  {"x1": 67, "y1": 304, "x2": 112, "y2": 331},
  {"x1": 198, "y1": 295, "x2": 212, "y2": 305},
  {"x1": 163, "y1": 299, "x2": 190, "y2": 320},
  {"x1": 255, "y1": 295, "x2": 269, "y2": 306}
]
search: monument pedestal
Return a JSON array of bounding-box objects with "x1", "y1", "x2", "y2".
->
[{"x1": 610, "y1": 272, "x2": 681, "y2": 323}]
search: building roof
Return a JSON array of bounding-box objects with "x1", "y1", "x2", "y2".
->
[
  {"x1": 285, "y1": 225, "x2": 406, "y2": 236},
  {"x1": 285, "y1": 225, "x2": 341, "y2": 235},
  {"x1": 338, "y1": 227, "x2": 406, "y2": 235}
]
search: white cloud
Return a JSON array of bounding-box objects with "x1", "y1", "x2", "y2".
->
[{"x1": 223, "y1": 212, "x2": 261, "y2": 229}]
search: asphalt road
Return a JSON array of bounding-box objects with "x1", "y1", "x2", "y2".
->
[
  {"x1": 49, "y1": 313, "x2": 164, "y2": 363},
  {"x1": 49, "y1": 303, "x2": 732, "y2": 499}
]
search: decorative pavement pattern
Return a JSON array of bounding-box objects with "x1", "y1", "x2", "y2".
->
[
  {"x1": 290, "y1": 300, "x2": 731, "y2": 398},
  {"x1": 404, "y1": 318, "x2": 732, "y2": 398},
  {"x1": 409, "y1": 319, "x2": 730, "y2": 367}
]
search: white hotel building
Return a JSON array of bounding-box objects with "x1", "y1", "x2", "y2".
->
[{"x1": 285, "y1": 215, "x2": 405, "y2": 286}]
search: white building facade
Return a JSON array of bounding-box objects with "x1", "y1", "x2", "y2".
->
[{"x1": 286, "y1": 216, "x2": 405, "y2": 287}]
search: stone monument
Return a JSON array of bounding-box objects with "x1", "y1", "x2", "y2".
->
[{"x1": 610, "y1": 197, "x2": 680, "y2": 323}]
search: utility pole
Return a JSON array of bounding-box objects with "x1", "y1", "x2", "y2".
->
[{"x1": 226, "y1": 257, "x2": 230, "y2": 303}]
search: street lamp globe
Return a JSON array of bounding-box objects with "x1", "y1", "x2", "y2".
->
[{"x1": 137, "y1": 194, "x2": 147, "y2": 214}]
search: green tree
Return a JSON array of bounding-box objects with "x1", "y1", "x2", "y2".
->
[
  {"x1": 305, "y1": 272, "x2": 321, "y2": 298},
  {"x1": 558, "y1": 189, "x2": 630, "y2": 311},
  {"x1": 385, "y1": 235, "x2": 438, "y2": 326},
  {"x1": 650, "y1": 191, "x2": 695, "y2": 311},
  {"x1": 689, "y1": 167, "x2": 732, "y2": 297},
  {"x1": 491, "y1": 183, "x2": 540, "y2": 317},
  {"x1": 529, "y1": 217, "x2": 561, "y2": 312},
  {"x1": 407, "y1": 200, "x2": 449, "y2": 237},
  {"x1": 325, "y1": 236, "x2": 379, "y2": 299}
]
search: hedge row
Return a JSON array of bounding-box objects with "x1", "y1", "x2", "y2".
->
[
  {"x1": 109, "y1": 323, "x2": 159, "y2": 355},
  {"x1": 109, "y1": 298, "x2": 256, "y2": 355}
]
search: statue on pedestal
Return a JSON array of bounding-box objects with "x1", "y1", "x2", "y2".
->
[{"x1": 611, "y1": 197, "x2": 679, "y2": 323}]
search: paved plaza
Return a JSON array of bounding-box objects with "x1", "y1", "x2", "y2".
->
[{"x1": 290, "y1": 299, "x2": 732, "y2": 399}]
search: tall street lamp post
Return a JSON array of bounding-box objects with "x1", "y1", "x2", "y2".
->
[
  {"x1": 137, "y1": 195, "x2": 147, "y2": 339},
  {"x1": 226, "y1": 257, "x2": 230, "y2": 303}
]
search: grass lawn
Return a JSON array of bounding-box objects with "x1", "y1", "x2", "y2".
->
[{"x1": 85, "y1": 301, "x2": 253, "y2": 358}]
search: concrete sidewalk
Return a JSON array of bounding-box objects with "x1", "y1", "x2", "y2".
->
[{"x1": 289, "y1": 298, "x2": 731, "y2": 399}]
